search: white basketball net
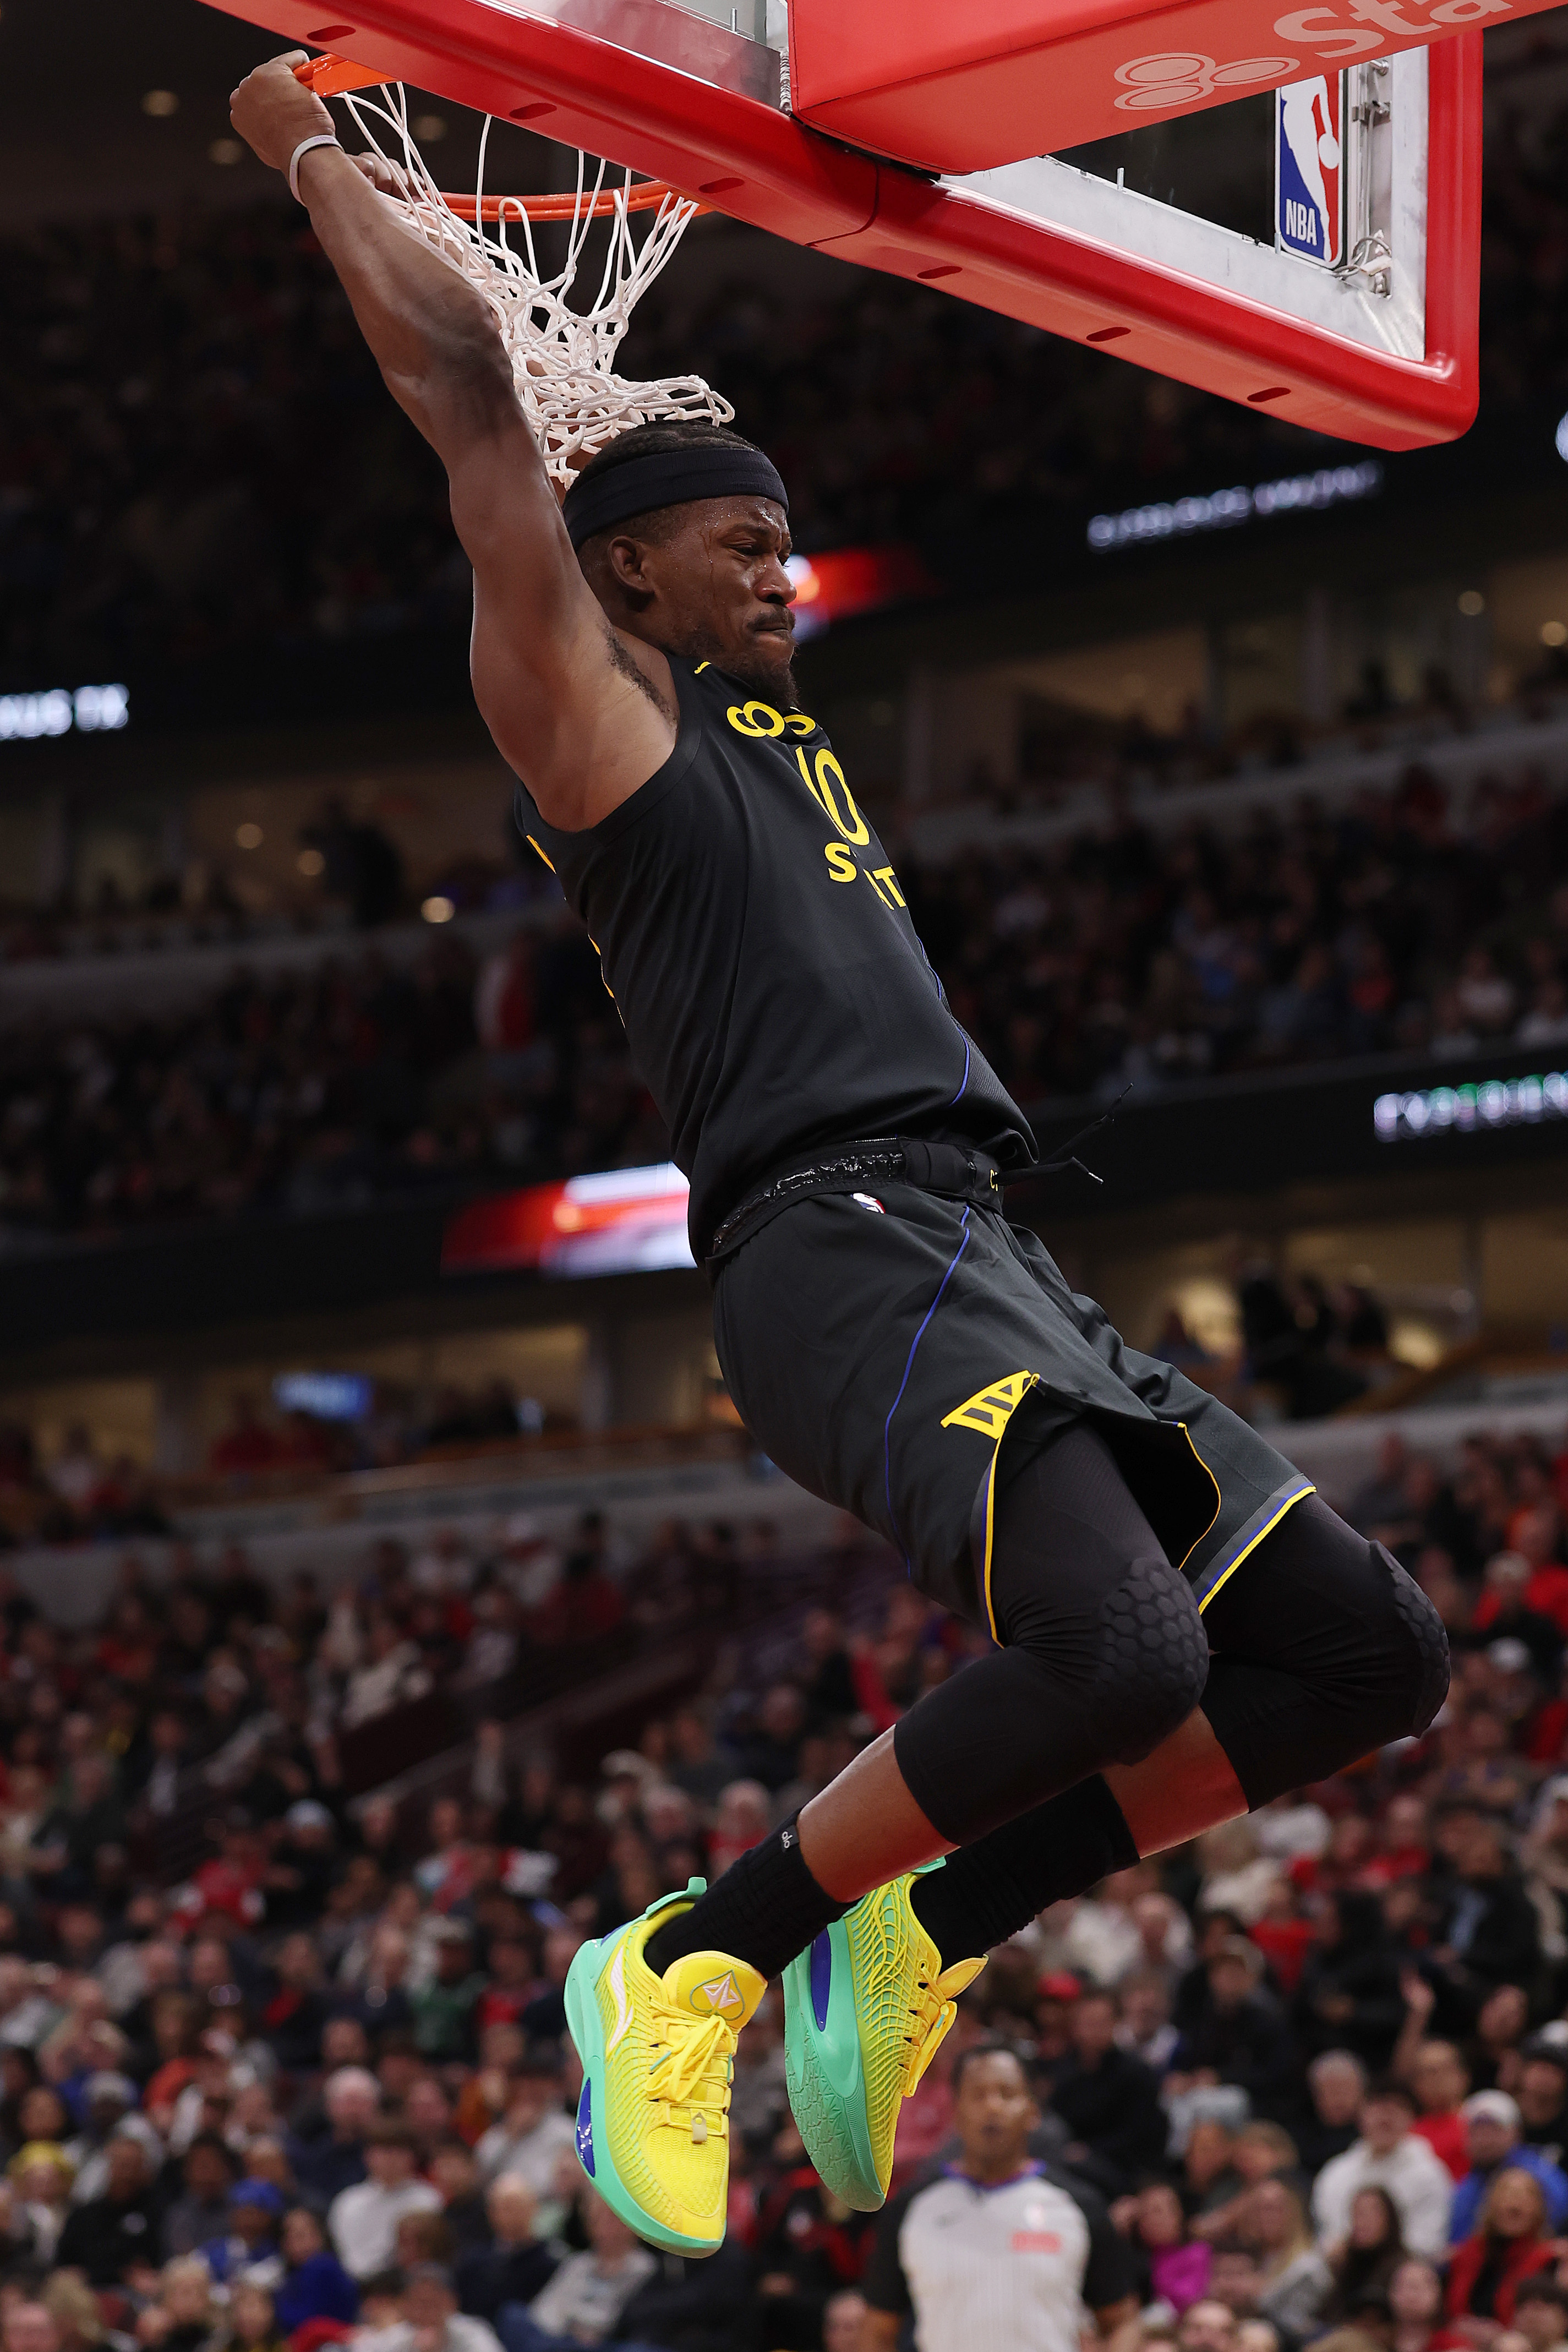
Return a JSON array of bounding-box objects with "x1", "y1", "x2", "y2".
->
[{"x1": 341, "y1": 84, "x2": 734, "y2": 480}]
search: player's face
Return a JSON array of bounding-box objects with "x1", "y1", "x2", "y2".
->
[{"x1": 624, "y1": 496, "x2": 799, "y2": 701}]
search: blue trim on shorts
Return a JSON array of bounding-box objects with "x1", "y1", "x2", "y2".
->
[{"x1": 884, "y1": 1205, "x2": 972, "y2": 1570}]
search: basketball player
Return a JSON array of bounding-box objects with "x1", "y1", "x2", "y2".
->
[{"x1": 232, "y1": 55, "x2": 1449, "y2": 2262}]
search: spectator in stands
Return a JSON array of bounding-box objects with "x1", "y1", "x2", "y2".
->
[
  {"x1": 1403, "y1": 2037, "x2": 1471, "y2": 2182},
  {"x1": 1294, "y1": 1895, "x2": 1407, "y2": 2072},
  {"x1": 1049, "y1": 1987, "x2": 1168, "y2": 2193},
  {"x1": 1447, "y1": 2170, "x2": 1559, "y2": 2327},
  {"x1": 272, "y1": 2207, "x2": 358, "y2": 2333},
  {"x1": 327, "y1": 2121, "x2": 441, "y2": 2278},
  {"x1": 1450, "y1": 2093, "x2": 1568, "y2": 2241},
  {"x1": 472, "y1": 2058, "x2": 576, "y2": 2197},
  {"x1": 1512, "y1": 2275, "x2": 1568, "y2": 2352},
  {"x1": 1429, "y1": 1814, "x2": 1542, "y2": 2002},
  {"x1": 1301, "y1": 2053, "x2": 1372, "y2": 2176},
  {"x1": 499, "y1": 2195, "x2": 655, "y2": 2351},
  {"x1": 199, "y1": 2179, "x2": 284, "y2": 2289},
  {"x1": 1127, "y1": 2180, "x2": 1212, "y2": 2315},
  {"x1": 454, "y1": 2178, "x2": 556, "y2": 2323},
  {"x1": 1387, "y1": 2257, "x2": 1461, "y2": 2352},
  {"x1": 1246, "y1": 2179, "x2": 1331, "y2": 2342},
  {"x1": 1322, "y1": 2186, "x2": 1407, "y2": 2323},
  {"x1": 139, "y1": 2257, "x2": 221, "y2": 2352},
  {"x1": 1312, "y1": 2082, "x2": 1453, "y2": 2260},
  {"x1": 54, "y1": 2134, "x2": 160, "y2": 2286}
]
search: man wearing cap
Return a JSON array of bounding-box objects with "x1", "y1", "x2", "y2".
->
[
  {"x1": 1450, "y1": 2092, "x2": 1568, "y2": 2244},
  {"x1": 1311, "y1": 2081, "x2": 1453, "y2": 2260},
  {"x1": 201, "y1": 2178, "x2": 286, "y2": 2288}
]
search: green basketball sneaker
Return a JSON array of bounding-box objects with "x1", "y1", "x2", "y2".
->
[{"x1": 782, "y1": 1868, "x2": 985, "y2": 2210}]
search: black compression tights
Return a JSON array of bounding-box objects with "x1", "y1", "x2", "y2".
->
[{"x1": 908, "y1": 1460, "x2": 1450, "y2": 1966}]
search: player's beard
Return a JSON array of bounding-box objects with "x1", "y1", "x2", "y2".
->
[{"x1": 667, "y1": 620, "x2": 799, "y2": 707}]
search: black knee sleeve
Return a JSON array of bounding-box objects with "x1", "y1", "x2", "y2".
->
[
  {"x1": 894, "y1": 1424, "x2": 1210, "y2": 1846},
  {"x1": 1200, "y1": 1494, "x2": 1450, "y2": 1809}
]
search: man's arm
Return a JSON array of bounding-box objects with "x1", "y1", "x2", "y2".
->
[{"x1": 227, "y1": 57, "x2": 676, "y2": 829}]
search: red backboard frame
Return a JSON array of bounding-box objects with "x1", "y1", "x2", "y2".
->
[{"x1": 201, "y1": 0, "x2": 1482, "y2": 448}]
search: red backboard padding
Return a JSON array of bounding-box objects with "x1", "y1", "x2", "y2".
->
[
  {"x1": 200, "y1": 0, "x2": 1480, "y2": 448},
  {"x1": 786, "y1": 0, "x2": 1533, "y2": 167}
]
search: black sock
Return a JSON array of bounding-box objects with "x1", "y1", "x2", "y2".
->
[
  {"x1": 909, "y1": 1775, "x2": 1139, "y2": 1965},
  {"x1": 643, "y1": 1819, "x2": 849, "y2": 1983}
]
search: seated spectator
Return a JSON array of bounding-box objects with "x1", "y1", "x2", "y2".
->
[
  {"x1": 327, "y1": 2122, "x2": 441, "y2": 2279},
  {"x1": 8, "y1": 2144, "x2": 76, "y2": 2264},
  {"x1": 1208, "y1": 2244, "x2": 1267, "y2": 2330},
  {"x1": 473, "y1": 2061, "x2": 576, "y2": 2199},
  {"x1": 1447, "y1": 2169, "x2": 1559, "y2": 2327},
  {"x1": 289, "y1": 2066, "x2": 378, "y2": 2206},
  {"x1": 454, "y1": 2178, "x2": 556, "y2": 2323},
  {"x1": 1178, "y1": 2300, "x2": 1240, "y2": 2352},
  {"x1": 1323, "y1": 2187, "x2": 1407, "y2": 2324},
  {"x1": 1312, "y1": 2081, "x2": 1453, "y2": 2260},
  {"x1": 215, "y1": 2285, "x2": 286, "y2": 2352},
  {"x1": 1451, "y1": 2092, "x2": 1568, "y2": 2242},
  {"x1": 497, "y1": 2196, "x2": 655, "y2": 2352},
  {"x1": 1294, "y1": 1895, "x2": 1406, "y2": 2072},
  {"x1": 1405, "y1": 2039, "x2": 1471, "y2": 2182},
  {"x1": 1301, "y1": 2053, "x2": 1372, "y2": 2176},
  {"x1": 1387, "y1": 2258, "x2": 1464, "y2": 2352},
  {"x1": 161, "y1": 2135, "x2": 239, "y2": 2260},
  {"x1": 1514, "y1": 2277, "x2": 1568, "y2": 2352},
  {"x1": 1194, "y1": 2125, "x2": 1303, "y2": 2244},
  {"x1": 137, "y1": 2258, "x2": 222, "y2": 2352},
  {"x1": 1119, "y1": 1972, "x2": 1181, "y2": 2074},
  {"x1": 1245, "y1": 2180, "x2": 1332, "y2": 2343},
  {"x1": 1127, "y1": 2180, "x2": 1212, "y2": 2316},
  {"x1": 200, "y1": 2178, "x2": 284, "y2": 2287},
  {"x1": 1517, "y1": 2042, "x2": 1568, "y2": 2168},
  {"x1": 1172, "y1": 1940, "x2": 1297, "y2": 2111},
  {"x1": 367, "y1": 2262, "x2": 502, "y2": 2352},
  {"x1": 1049, "y1": 1988, "x2": 1168, "y2": 2194},
  {"x1": 272, "y1": 2207, "x2": 359, "y2": 2334},
  {"x1": 54, "y1": 2132, "x2": 161, "y2": 2286}
]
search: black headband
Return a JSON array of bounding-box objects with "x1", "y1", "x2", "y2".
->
[{"x1": 562, "y1": 445, "x2": 788, "y2": 550}]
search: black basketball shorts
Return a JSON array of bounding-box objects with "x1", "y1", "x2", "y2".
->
[{"x1": 712, "y1": 1182, "x2": 1314, "y2": 1634}]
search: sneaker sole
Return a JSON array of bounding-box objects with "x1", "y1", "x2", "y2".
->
[
  {"x1": 782, "y1": 1921, "x2": 885, "y2": 2212},
  {"x1": 564, "y1": 1933, "x2": 723, "y2": 2258}
]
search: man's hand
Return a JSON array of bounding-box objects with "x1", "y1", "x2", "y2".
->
[{"x1": 230, "y1": 53, "x2": 335, "y2": 176}]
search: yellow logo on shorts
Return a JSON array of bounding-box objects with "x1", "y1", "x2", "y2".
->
[{"x1": 941, "y1": 1370, "x2": 1039, "y2": 1438}]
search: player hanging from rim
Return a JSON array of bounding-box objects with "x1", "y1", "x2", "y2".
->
[{"x1": 231, "y1": 54, "x2": 1450, "y2": 2263}]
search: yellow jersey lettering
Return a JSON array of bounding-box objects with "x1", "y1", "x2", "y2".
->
[
  {"x1": 727, "y1": 698, "x2": 785, "y2": 738},
  {"x1": 813, "y1": 750, "x2": 871, "y2": 847},
  {"x1": 872, "y1": 864, "x2": 906, "y2": 908},
  {"x1": 824, "y1": 842, "x2": 858, "y2": 883},
  {"x1": 786, "y1": 712, "x2": 816, "y2": 736},
  {"x1": 864, "y1": 865, "x2": 893, "y2": 908}
]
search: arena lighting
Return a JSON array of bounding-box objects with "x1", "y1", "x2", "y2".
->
[
  {"x1": 272, "y1": 1370, "x2": 374, "y2": 1421},
  {"x1": 1556, "y1": 412, "x2": 1568, "y2": 464},
  {"x1": 782, "y1": 546, "x2": 938, "y2": 641},
  {"x1": 0, "y1": 683, "x2": 129, "y2": 741},
  {"x1": 1374, "y1": 1070, "x2": 1568, "y2": 1141},
  {"x1": 1087, "y1": 461, "x2": 1383, "y2": 552},
  {"x1": 442, "y1": 1161, "x2": 696, "y2": 1277}
]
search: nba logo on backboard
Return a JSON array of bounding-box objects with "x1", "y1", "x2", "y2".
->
[{"x1": 1276, "y1": 76, "x2": 1343, "y2": 269}]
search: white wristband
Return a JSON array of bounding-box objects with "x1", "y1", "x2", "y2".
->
[{"x1": 289, "y1": 133, "x2": 342, "y2": 204}]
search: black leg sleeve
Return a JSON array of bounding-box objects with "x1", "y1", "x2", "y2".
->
[
  {"x1": 893, "y1": 1423, "x2": 1209, "y2": 1847},
  {"x1": 1199, "y1": 1492, "x2": 1450, "y2": 1808}
]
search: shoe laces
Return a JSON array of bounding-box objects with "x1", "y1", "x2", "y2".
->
[
  {"x1": 648, "y1": 1993, "x2": 735, "y2": 2141},
  {"x1": 902, "y1": 1970, "x2": 960, "y2": 2097}
]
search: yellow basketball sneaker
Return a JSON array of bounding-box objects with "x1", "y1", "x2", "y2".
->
[
  {"x1": 565, "y1": 1879, "x2": 765, "y2": 2256},
  {"x1": 782, "y1": 1867, "x2": 985, "y2": 2210}
]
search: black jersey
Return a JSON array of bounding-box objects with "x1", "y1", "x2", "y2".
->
[{"x1": 515, "y1": 656, "x2": 1035, "y2": 1259}]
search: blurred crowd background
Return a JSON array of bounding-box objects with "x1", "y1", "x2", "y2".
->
[{"x1": 0, "y1": 1415, "x2": 1549, "y2": 2348}]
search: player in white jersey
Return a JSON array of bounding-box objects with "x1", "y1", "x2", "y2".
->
[{"x1": 861, "y1": 2043, "x2": 1139, "y2": 2352}]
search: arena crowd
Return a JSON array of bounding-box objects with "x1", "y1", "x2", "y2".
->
[
  {"x1": 0, "y1": 758, "x2": 1565, "y2": 1245},
  {"x1": 1, "y1": 77, "x2": 1566, "y2": 673},
  {"x1": 0, "y1": 1421, "x2": 1550, "y2": 2349}
]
